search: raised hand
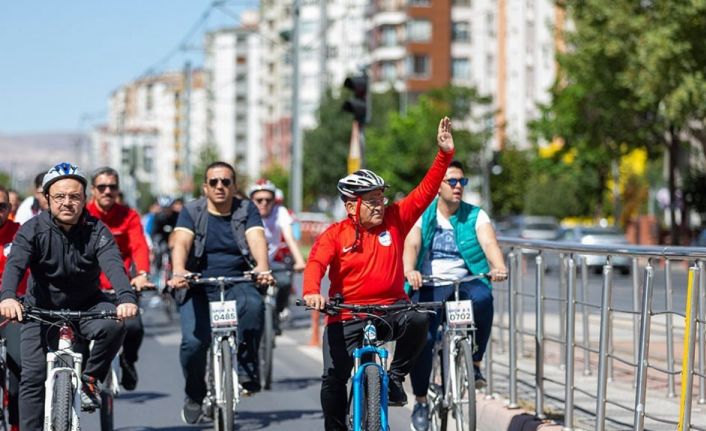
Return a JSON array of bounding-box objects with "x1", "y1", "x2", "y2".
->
[{"x1": 437, "y1": 116, "x2": 454, "y2": 153}]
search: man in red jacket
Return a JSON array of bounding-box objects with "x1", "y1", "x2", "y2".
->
[
  {"x1": 86, "y1": 167, "x2": 153, "y2": 390},
  {"x1": 0, "y1": 185, "x2": 28, "y2": 431},
  {"x1": 303, "y1": 117, "x2": 455, "y2": 430}
]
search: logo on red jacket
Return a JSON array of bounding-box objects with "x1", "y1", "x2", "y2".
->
[
  {"x1": 3, "y1": 242, "x2": 11, "y2": 257},
  {"x1": 378, "y1": 231, "x2": 392, "y2": 247}
]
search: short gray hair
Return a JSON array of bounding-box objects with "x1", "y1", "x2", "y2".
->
[{"x1": 91, "y1": 167, "x2": 120, "y2": 186}]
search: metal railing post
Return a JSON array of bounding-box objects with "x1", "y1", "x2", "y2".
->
[
  {"x1": 508, "y1": 250, "x2": 519, "y2": 408},
  {"x1": 518, "y1": 251, "x2": 526, "y2": 356},
  {"x1": 581, "y1": 255, "x2": 591, "y2": 376},
  {"x1": 632, "y1": 257, "x2": 641, "y2": 388},
  {"x1": 564, "y1": 255, "x2": 577, "y2": 430},
  {"x1": 595, "y1": 262, "x2": 613, "y2": 431},
  {"x1": 498, "y1": 278, "x2": 506, "y2": 354},
  {"x1": 679, "y1": 265, "x2": 701, "y2": 430},
  {"x1": 535, "y1": 253, "x2": 545, "y2": 419},
  {"x1": 559, "y1": 253, "x2": 567, "y2": 370},
  {"x1": 665, "y1": 259, "x2": 676, "y2": 398},
  {"x1": 634, "y1": 261, "x2": 655, "y2": 431},
  {"x1": 698, "y1": 260, "x2": 706, "y2": 404}
]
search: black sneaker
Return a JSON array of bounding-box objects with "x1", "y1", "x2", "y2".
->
[
  {"x1": 473, "y1": 365, "x2": 487, "y2": 389},
  {"x1": 181, "y1": 397, "x2": 202, "y2": 424},
  {"x1": 388, "y1": 377, "x2": 407, "y2": 407},
  {"x1": 239, "y1": 373, "x2": 261, "y2": 394},
  {"x1": 80, "y1": 375, "x2": 100, "y2": 411},
  {"x1": 410, "y1": 401, "x2": 429, "y2": 431},
  {"x1": 119, "y1": 355, "x2": 138, "y2": 391}
]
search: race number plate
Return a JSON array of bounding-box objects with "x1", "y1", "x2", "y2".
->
[
  {"x1": 445, "y1": 300, "x2": 474, "y2": 327},
  {"x1": 209, "y1": 300, "x2": 238, "y2": 330}
]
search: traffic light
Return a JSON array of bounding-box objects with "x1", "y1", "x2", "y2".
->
[{"x1": 342, "y1": 74, "x2": 368, "y2": 124}]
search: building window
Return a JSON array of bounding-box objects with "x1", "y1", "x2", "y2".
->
[
  {"x1": 381, "y1": 61, "x2": 397, "y2": 81},
  {"x1": 327, "y1": 46, "x2": 338, "y2": 59},
  {"x1": 407, "y1": 20, "x2": 432, "y2": 42},
  {"x1": 452, "y1": 22, "x2": 470, "y2": 42},
  {"x1": 408, "y1": 0, "x2": 430, "y2": 5},
  {"x1": 408, "y1": 54, "x2": 430, "y2": 77},
  {"x1": 145, "y1": 84, "x2": 154, "y2": 111},
  {"x1": 452, "y1": 0, "x2": 471, "y2": 5},
  {"x1": 381, "y1": 26, "x2": 397, "y2": 47},
  {"x1": 452, "y1": 58, "x2": 471, "y2": 80}
]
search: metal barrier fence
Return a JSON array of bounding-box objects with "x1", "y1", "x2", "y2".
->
[{"x1": 488, "y1": 238, "x2": 706, "y2": 431}]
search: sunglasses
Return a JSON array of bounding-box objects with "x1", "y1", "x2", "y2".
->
[
  {"x1": 254, "y1": 197, "x2": 273, "y2": 205},
  {"x1": 208, "y1": 178, "x2": 233, "y2": 188},
  {"x1": 444, "y1": 178, "x2": 469, "y2": 187},
  {"x1": 0, "y1": 203, "x2": 10, "y2": 211},
  {"x1": 95, "y1": 184, "x2": 119, "y2": 193}
]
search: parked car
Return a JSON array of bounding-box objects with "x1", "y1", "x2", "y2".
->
[
  {"x1": 497, "y1": 215, "x2": 561, "y2": 241},
  {"x1": 557, "y1": 226, "x2": 631, "y2": 275}
]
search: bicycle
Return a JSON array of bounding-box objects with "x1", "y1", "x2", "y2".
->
[
  {"x1": 185, "y1": 272, "x2": 266, "y2": 431},
  {"x1": 0, "y1": 322, "x2": 11, "y2": 431},
  {"x1": 259, "y1": 280, "x2": 277, "y2": 391},
  {"x1": 419, "y1": 273, "x2": 490, "y2": 431},
  {"x1": 21, "y1": 305, "x2": 121, "y2": 431},
  {"x1": 297, "y1": 295, "x2": 442, "y2": 431}
]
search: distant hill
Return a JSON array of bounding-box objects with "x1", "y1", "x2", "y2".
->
[{"x1": 0, "y1": 132, "x2": 89, "y2": 193}]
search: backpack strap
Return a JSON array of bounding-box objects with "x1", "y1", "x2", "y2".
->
[{"x1": 230, "y1": 198, "x2": 255, "y2": 268}]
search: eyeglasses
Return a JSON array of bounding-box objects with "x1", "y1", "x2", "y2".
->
[
  {"x1": 0, "y1": 203, "x2": 10, "y2": 211},
  {"x1": 254, "y1": 198, "x2": 273, "y2": 205},
  {"x1": 208, "y1": 177, "x2": 233, "y2": 188},
  {"x1": 95, "y1": 184, "x2": 119, "y2": 193},
  {"x1": 361, "y1": 197, "x2": 388, "y2": 208},
  {"x1": 49, "y1": 193, "x2": 83, "y2": 204},
  {"x1": 444, "y1": 178, "x2": 468, "y2": 187}
]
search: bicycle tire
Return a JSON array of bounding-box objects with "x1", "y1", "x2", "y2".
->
[
  {"x1": 51, "y1": 370, "x2": 73, "y2": 431},
  {"x1": 259, "y1": 302, "x2": 275, "y2": 390},
  {"x1": 216, "y1": 338, "x2": 235, "y2": 431},
  {"x1": 451, "y1": 340, "x2": 476, "y2": 431},
  {"x1": 429, "y1": 345, "x2": 448, "y2": 431},
  {"x1": 363, "y1": 366, "x2": 381, "y2": 431},
  {"x1": 99, "y1": 389, "x2": 114, "y2": 431}
]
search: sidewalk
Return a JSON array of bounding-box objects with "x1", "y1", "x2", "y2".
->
[{"x1": 475, "y1": 313, "x2": 706, "y2": 431}]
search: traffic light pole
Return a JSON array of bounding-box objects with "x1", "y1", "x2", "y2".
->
[{"x1": 290, "y1": 0, "x2": 303, "y2": 215}]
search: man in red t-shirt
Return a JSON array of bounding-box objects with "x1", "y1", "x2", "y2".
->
[
  {"x1": 0, "y1": 185, "x2": 28, "y2": 431},
  {"x1": 86, "y1": 167, "x2": 153, "y2": 391},
  {"x1": 303, "y1": 117, "x2": 455, "y2": 430}
]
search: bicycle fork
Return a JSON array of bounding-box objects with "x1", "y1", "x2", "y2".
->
[
  {"x1": 351, "y1": 321, "x2": 389, "y2": 431},
  {"x1": 211, "y1": 333, "x2": 239, "y2": 407}
]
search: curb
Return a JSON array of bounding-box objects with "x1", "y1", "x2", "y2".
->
[{"x1": 476, "y1": 396, "x2": 564, "y2": 431}]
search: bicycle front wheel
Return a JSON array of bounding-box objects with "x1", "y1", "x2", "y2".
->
[
  {"x1": 362, "y1": 366, "x2": 381, "y2": 431},
  {"x1": 428, "y1": 343, "x2": 448, "y2": 431},
  {"x1": 451, "y1": 340, "x2": 476, "y2": 431},
  {"x1": 259, "y1": 301, "x2": 275, "y2": 390},
  {"x1": 216, "y1": 338, "x2": 235, "y2": 431},
  {"x1": 51, "y1": 370, "x2": 74, "y2": 431}
]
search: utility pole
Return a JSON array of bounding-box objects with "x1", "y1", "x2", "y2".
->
[
  {"x1": 290, "y1": 0, "x2": 303, "y2": 214},
  {"x1": 319, "y1": 0, "x2": 328, "y2": 99}
]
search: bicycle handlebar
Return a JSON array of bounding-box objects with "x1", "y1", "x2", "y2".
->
[
  {"x1": 295, "y1": 296, "x2": 443, "y2": 317},
  {"x1": 22, "y1": 306, "x2": 119, "y2": 322},
  {"x1": 420, "y1": 273, "x2": 491, "y2": 285},
  {"x1": 185, "y1": 271, "x2": 271, "y2": 287}
]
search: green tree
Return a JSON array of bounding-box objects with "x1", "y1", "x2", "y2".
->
[
  {"x1": 259, "y1": 163, "x2": 289, "y2": 200},
  {"x1": 533, "y1": 1, "x2": 706, "y2": 240},
  {"x1": 490, "y1": 147, "x2": 532, "y2": 218},
  {"x1": 192, "y1": 143, "x2": 220, "y2": 198},
  {"x1": 366, "y1": 86, "x2": 490, "y2": 196},
  {"x1": 0, "y1": 171, "x2": 10, "y2": 189}
]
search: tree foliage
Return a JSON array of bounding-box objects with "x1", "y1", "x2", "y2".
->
[
  {"x1": 533, "y1": 0, "x2": 706, "y2": 240},
  {"x1": 366, "y1": 86, "x2": 489, "y2": 196}
]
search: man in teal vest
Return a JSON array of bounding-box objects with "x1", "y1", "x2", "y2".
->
[{"x1": 403, "y1": 160, "x2": 507, "y2": 431}]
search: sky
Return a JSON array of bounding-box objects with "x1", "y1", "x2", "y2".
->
[{"x1": 0, "y1": 0, "x2": 257, "y2": 134}]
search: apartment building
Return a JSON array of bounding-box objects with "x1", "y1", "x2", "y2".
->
[
  {"x1": 93, "y1": 70, "x2": 206, "y2": 201},
  {"x1": 367, "y1": 0, "x2": 559, "y2": 150},
  {"x1": 203, "y1": 11, "x2": 262, "y2": 182},
  {"x1": 259, "y1": 0, "x2": 369, "y2": 170}
]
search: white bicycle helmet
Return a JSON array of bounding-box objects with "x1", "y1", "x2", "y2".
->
[
  {"x1": 42, "y1": 162, "x2": 88, "y2": 193},
  {"x1": 337, "y1": 169, "x2": 386, "y2": 200},
  {"x1": 248, "y1": 179, "x2": 277, "y2": 198}
]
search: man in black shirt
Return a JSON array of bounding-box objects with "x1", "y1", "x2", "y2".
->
[{"x1": 0, "y1": 162, "x2": 138, "y2": 431}]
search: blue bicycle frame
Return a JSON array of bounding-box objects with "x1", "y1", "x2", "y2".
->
[{"x1": 351, "y1": 322, "x2": 389, "y2": 431}]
